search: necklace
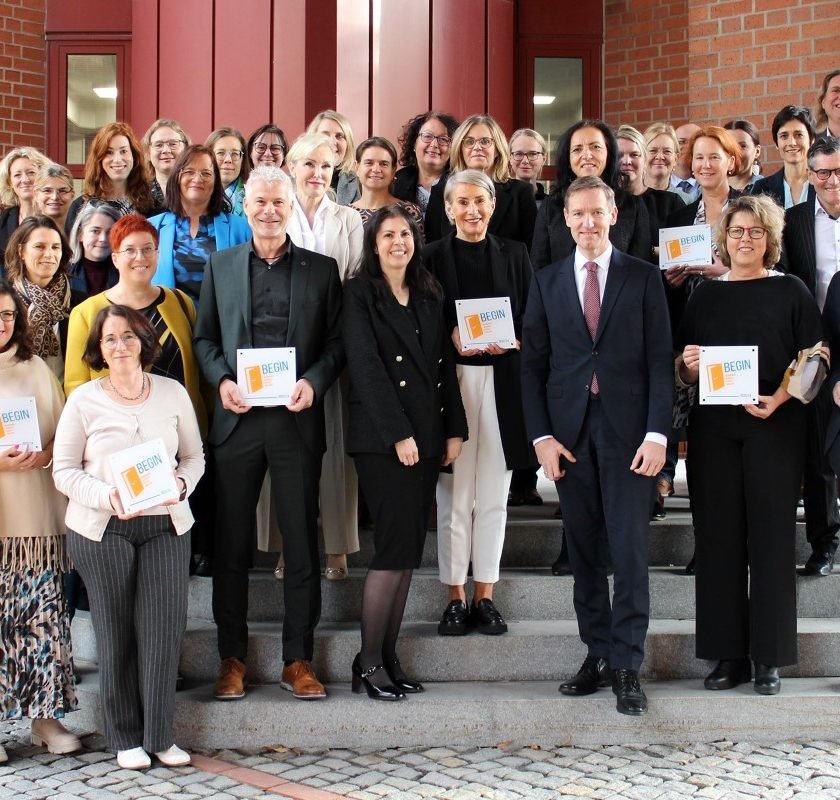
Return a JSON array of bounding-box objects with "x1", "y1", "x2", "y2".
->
[{"x1": 107, "y1": 373, "x2": 148, "y2": 401}]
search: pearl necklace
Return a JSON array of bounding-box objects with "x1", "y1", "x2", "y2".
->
[{"x1": 107, "y1": 373, "x2": 148, "y2": 401}]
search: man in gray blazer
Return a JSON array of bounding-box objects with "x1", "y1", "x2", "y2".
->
[{"x1": 194, "y1": 166, "x2": 345, "y2": 701}]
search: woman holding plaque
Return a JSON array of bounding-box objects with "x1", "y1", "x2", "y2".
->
[
  {"x1": 53, "y1": 304, "x2": 204, "y2": 769},
  {"x1": 0, "y1": 279, "x2": 79, "y2": 761},
  {"x1": 423, "y1": 169, "x2": 531, "y2": 637},
  {"x1": 343, "y1": 205, "x2": 466, "y2": 699},
  {"x1": 676, "y1": 194, "x2": 825, "y2": 696}
]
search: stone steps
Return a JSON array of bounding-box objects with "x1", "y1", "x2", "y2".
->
[{"x1": 68, "y1": 666, "x2": 840, "y2": 750}]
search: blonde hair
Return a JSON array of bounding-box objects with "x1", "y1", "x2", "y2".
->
[
  {"x1": 306, "y1": 110, "x2": 356, "y2": 175},
  {"x1": 643, "y1": 122, "x2": 680, "y2": 153},
  {"x1": 714, "y1": 194, "x2": 784, "y2": 268},
  {"x1": 449, "y1": 114, "x2": 511, "y2": 183},
  {"x1": 0, "y1": 147, "x2": 52, "y2": 206}
]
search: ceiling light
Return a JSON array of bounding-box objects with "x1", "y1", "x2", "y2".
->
[
  {"x1": 533, "y1": 95, "x2": 555, "y2": 105},
  {"x1": 93, "y1": 87, "x2": 118, "y2": 99}
]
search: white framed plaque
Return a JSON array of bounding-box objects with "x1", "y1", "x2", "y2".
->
[
  {"x1": 109, "y1": 438, "x2": 179, "y2": 514},
  {"x1": 659, "y1": 224, "x2": 712, "y2": 269},
  {"x1": 0, "y1": 396, "x2": 42, "y2": 451},
  {"x1": 455, "y1": 296, "x2": 516, "y2": 351},
  {"x1": 699, "y1": 345, "x2": 759, "y2": 405},
  {"x1": 236, "y1": 347, "x2": 297, "y2": 406}
]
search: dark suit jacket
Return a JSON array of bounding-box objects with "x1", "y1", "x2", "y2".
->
[
  {"x1": 423, "y1": 232, "x2": 533, "y2": 469},
  {"x1": 193, "y1": 239, "x2": 345, "y2": 449},
  {"x1": 342, "y1": 277, "x2": 467, "y2": 456},
  {"x1": 751, "y1": 168, "x2": 816, "y2": 209},
  {"x1": 530, "y1": 192, "x2": 651, "y2": 269},
  {"x1": 780, "y1": 193, "x2": 819, "y2": 294},
  {"x1": 424, "y1": 178, "x2": 538, "y2": 250},
  {"x1": 822, "y1": 273, "x2": 840, "y2": 472},
  {"x1": 521, "y1": 248, "x2": 673, "y2": 451}
]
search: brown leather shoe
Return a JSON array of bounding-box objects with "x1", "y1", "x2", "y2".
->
[
  {"x1": 214, "y1": 657, "x2": 247, "y2": 700},
  {"x1": 280, "y1": 660, "x2": 327, "y2": 699}
]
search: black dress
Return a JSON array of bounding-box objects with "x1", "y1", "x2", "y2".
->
[{"x1": 677, "y1": 274, "x2": 824, "y2": 666}]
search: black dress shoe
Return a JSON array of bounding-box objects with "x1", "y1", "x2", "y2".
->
[
  {"x1": 351, "y1": 654, "x2": 405, "y2": 701},
  {"x1": 468, "y1": 598, "x2": 508, "y2": 635},
  {"x1": 522, "y1": 488, "x2": 543, "y2": 506},
  {"x1": 437, "y1": 600, "x2": 469, "y2": 636},
  {"x1": 559, "y1": 656, "x2": 611, "y2": 696},
  {"x1": 383, "y1": 656, "x2": 424, "y2": 693},
  {"x1": 551, "y1": 548, "x2": 572, "y2": 576},
  {"x1": 507, "y1": 491, "x2": 525, "y2": 507},
  {"x1": 703, "y1": 658, "x2": 751, "y2": 690},
  {"x1": 802, "y1": 548, "x2": 835, "y2": 576},
  {"x1": 194, "y1": 554, "x2": 213, "y2": 577},
  {"x1": 612, "y1": 669, "x2": 647, "y2": 715},
  {"x1": 651, "y1": 497, "x2": 666, "y2": 521},
  {"x1": 753, "y1": 663, "x2": 780, "y2": 695}
]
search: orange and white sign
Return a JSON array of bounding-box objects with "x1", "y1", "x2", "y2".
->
[
  {"x1": 0, "y1": 396, "x2": 41, "y2": 451},
  {"x1": 659, "y1": 224, "x2": 712, "y2": 269},
  {"x1": 455, "y1": 297, "x2": 516, "y2": 351},
  {"x1": 699, "y1": 345, "x2": 758, "y2": 405},
  {"x1": 237, "y1": 347, "x2": 296, "y2": 406},
  {"x1": 108, "y1": 438, "x2": 179, "y2": 514}
]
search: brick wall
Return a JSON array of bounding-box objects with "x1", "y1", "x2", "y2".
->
[
  {"x1": 604, "y1": 0, "x2": 840, "y2": 172},
  {"x1": 0, "y1": 0, "x2": 47, "y2": 156}
]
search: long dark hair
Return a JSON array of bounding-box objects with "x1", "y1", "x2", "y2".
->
[
  {"x1": 397, "y1": 111, "x2": 459, "y2": 169},
  {"x1": 550, "y1": 119, "x2": 623, "y2": 206},
  {"x1": 165, "y1": 144, "x2": 225, "y2": 217},
  {"x1": 357, "y1": 205, "x2": 442, "y2": 306},
  {"x1": 0, "y1": 278, "x2": 33, "y2": 360}
]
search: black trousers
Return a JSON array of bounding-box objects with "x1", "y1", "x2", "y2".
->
[
  {"x1": 690, "y1": 403, "x2": 804, "y2": 667},
  {"x1": 555, "y1": 398, "x2": 652, "y2": 671},
  {"x1": 803, "y1": 383, "x2": 840, "y2": 549},
  {"x1": 212, "y1": 408, "x2": 321, "y2": 662}
]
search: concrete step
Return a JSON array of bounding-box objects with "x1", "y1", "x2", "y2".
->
[
  {"x1": 70, "y1": 615, "x2": 840, "y2": 683},
  {"x1": 180, "y1": 567, "x2": 840, "y2": 624},
  {"x1": 67, "y1": 666, "x2": 840, "y2": 749}
]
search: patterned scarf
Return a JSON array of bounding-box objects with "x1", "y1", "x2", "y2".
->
[{"x1": 19, "y1": 274, "x2": 70, "y2": 358}]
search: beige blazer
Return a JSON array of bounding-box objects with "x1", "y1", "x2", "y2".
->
[{"x1": 286, "y1": 198, "x2": 363, "y2": 280}]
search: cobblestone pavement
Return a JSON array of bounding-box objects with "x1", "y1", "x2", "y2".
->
[{"x1": 3, "y1": 721, "x2": 840, "y2": 800}]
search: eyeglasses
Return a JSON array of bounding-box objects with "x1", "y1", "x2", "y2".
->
[
  {"x1": 181, "y1": 169, "x2": 214, "y2": 182},
  {"x1": 0, "y1": 310, "x2": 17, "y2": 322},
  {"x1": 151, "y1": 139, "x2": 185, "y2": 152},
  {"x1": 419, "y1": 130, "x2": 452, "y2": 146},
  {"x1": 36, "y1": 187, "x2": 73, "y2": 197},
  {"x1": 100, "y1": 333, "x2": 140, "y2": 349},
  {"x1": 511, "y1": 150, "x2": 544, "y2": 162},
  {"x1": 726, "y1": 226, "x2": 767, "y2": 239},
  {"x1": 214, "y1": 149, "x2": 243, "y2": 162},
  {"x1": 463, "y1": 137, "x2": 494, "y2": 149},
  {"x1": 253, "y1": 143, "x2": 284, "y2": 156},
  {"x1": 810, "y1": 167, "x2": 840, "y2": 180},
  {"x1": 115, "y1": 246, "x2": 157, "y2": 259}
]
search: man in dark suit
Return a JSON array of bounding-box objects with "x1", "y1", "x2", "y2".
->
[
  {"x1": 194, "y1": 165, "x2": 344, "y2": 701},
  {"x1": 781, "y1": 136, "x2": 840, "y2": 575},
  {"x1": 521, "y1": 176, "x2": 673, "y2": 715}
]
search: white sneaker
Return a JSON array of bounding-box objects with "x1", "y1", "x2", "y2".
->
[
  {"x1": 30, "y1": 719, "x2": 81, "y2": 754},
  {"x1": 154, "y1": 744, "x2": 191, "y2": 766},
  {"x1": 117, "y1": 746, "x2": 151, "y2": 770},
  {"x1": 0, "y1": 743, "x2": 7, "y2": 763}
]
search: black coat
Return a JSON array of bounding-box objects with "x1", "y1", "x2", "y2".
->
[
  {"x1": 750, "y1": 168, "x2": 816, "y2": 209},
  {"x1": 342, "y1": 277, "x2": 467, "y2": 456},
  {"x1": 530, "y1": 191, "x2": 651, "y2": 269},
  {"x1": 423, "y1": 232, "x2": 533, "y2": 469},
  {"x1": 779, "y1": 193, "x2": 819, "y2": 294},
  {"x1": 425, "y1": 178, "x2": 538, "y2": 250}
]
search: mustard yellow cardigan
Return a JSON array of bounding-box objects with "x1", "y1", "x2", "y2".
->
[{"x1": 63, "y1": 288, "x2": 208, "y2": 437}]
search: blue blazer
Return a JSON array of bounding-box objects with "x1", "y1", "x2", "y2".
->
[{"x1": 148, "y1": 211, "x2": 252, "y2": 288}]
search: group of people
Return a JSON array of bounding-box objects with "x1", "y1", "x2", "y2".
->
[{"x1": 2, "y1": 66, "x2": 840, "y2": 767}]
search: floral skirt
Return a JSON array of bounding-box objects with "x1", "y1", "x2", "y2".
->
[{"x1": 1, "y1": 538, "x2": 77, "y2": 720}]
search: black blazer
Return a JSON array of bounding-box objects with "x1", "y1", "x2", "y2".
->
[
  {"x1": 342, "y1": 277, "x2": 467, "y2": 456},
  {"x1": 423, "y1": 232, "x2": 533, "y2": 469},
  {"x1": 521, "y1": 248, "x2": 673, "y2": 451},
  {"x1": 530, "y1": 192, "x2": 651, "y2": 269},
  {"x1": 780, "y1": 193, "x2": 819, "y2": 295},
  {"x1": 751, "y1": 168, "x2": 817, "y2": 209},
  {"x1": 639, "y1": 188, "x2": 685, "y2": 264},
  {"x1": 823, "y1": 273, "x2": 840, "y2": 472},
  {"x1": 193, "y1": 240, "x2": 345, "y2": 449},
  {"x1": 0, "y1": 205, "x2": 20, "y2": 276},
  {"x1": 425, "y1": 178, "x2": 538, "y2": 250}
]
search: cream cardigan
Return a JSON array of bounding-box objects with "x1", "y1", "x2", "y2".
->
[{"x1": 52, "y1": 374, "x2": 205, "y2": 541}]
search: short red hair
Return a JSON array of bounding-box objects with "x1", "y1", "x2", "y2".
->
[
  {"x1": 109, "y1": 213, "x2": 160, "y2": 253},
  {"x1": 687, "y1": 125, "x2": 742, "y2": 175}
]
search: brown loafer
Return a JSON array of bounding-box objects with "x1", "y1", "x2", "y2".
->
[
  {"x1": 214, "y1": 657, "x2": 247, "y2": 700},
  {"x1": 280, "y1": 660, "x2": 326, "y2": 699}
]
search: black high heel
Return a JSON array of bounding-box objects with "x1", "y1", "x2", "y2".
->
[
  {"x1": 351, "y1": 654, "x2": 406, "y2": 701},
  {"x1": 383, "y1": 656, "x2": 424, "y2": 693}
]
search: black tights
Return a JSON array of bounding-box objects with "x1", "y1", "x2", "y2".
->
[{"x1": 359, "y1": 568, "x2": 412, "y2": 682}]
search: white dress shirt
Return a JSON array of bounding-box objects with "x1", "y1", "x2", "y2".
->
[{"x1": 814, "y1": 200, "x2": 840, "y2": 312}]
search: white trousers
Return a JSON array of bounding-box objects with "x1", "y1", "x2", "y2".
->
[{"x1": 437, "y1": 364, "x2": 511, "y2": 585}]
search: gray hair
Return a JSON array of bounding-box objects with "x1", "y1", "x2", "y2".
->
[
  {"x1": 68, "y1": 201, "x2": 121, "y2": 264},
  {"x1": 808, "y1": 136, "x2": 840, "y2": 170},
  {"x1": 244, "y1": 165, "x2": 293, "y2": 199},
  {"x1": 444, "y1": 169, "x2": 496, "y2": 203},
  {"x1": 564, "y1": 175, "x2": 615, "y2": 210}
]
